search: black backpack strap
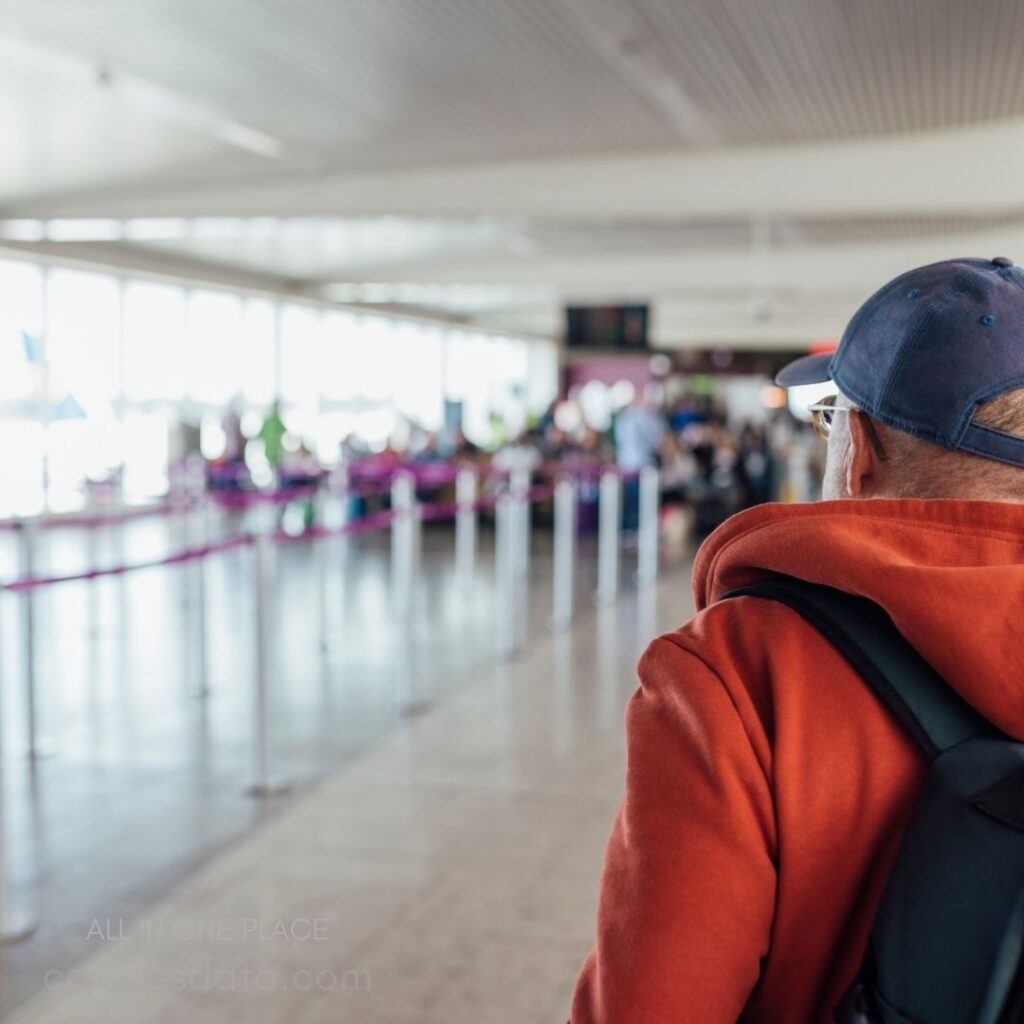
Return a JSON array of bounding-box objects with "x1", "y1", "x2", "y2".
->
[{"x1": 722, "y1": 577, "x2": 991, "y2": 759}]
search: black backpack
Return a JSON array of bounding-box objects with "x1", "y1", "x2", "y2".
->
[{"x1": 723, "y1": 578, "x2": 1024, "y2": 1024}]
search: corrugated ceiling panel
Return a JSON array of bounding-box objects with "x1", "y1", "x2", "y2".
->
[{"x1": 5, "y1": 0, "x2": 1024, "y2": 169}]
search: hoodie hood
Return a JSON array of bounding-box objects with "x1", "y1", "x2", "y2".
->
[{"x1": 695, "y1": 499, "x2": 1024, "y2": 739}]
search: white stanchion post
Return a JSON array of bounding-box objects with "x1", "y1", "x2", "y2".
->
[
  {"x1": 637, "y1": 464, "x2": 661, "y2": 585},
  {"x1": 86, "y1": 492, "x2": 101, "y2": 639},
  {"x1": 391, "y1": 471, "x2": 416, "y2": 620},
  {"x1": 246, "y1": 531, "x2": 289, "y2": 798},
  {"x1": 412, "y1": 491, "x2": 422, "y2": 594},
  {"x1": 596, "y1": 468, "x2": 621, "y2": 606},
  {"x1": 17, "y1": 522, "x2": 46, "y2": 760},
  {"x1": 332, "y1": 465, "x2": 351, "y2": 540},
  {"x1": 495, "y1": 493, "x2": 516, "y2": 660},
  {"x1": 509, "y1": 467, "x2": 531, "y2": 580},
  {"x1": 0, "y1": 597, "x2": 36, "y2": 944},
  {"x1": 191, "y1": 493, "x2": 210, "y2": 698},
  {"x1": 455, "y1": 466, "x2": 477, "y2": 587},
  {"x1": 316, "y1": 488, "x2": 331, "y2": 655},
  {"x1": 337, "y1": 464, "x2": 350, "y2": 518},
  {"x1": 333, "y1": 468, "x2": 354, "y2": 634},
  {"x1": 0, "y1": 808, "x2": 35, "y2": 946},
  {"x1": 551, "y1": 476, "x2": 577, "y2": 631}
]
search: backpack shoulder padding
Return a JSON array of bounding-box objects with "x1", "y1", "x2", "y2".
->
[{"x1": 722, "y1": 577, "x2": 992, "y2": 759}]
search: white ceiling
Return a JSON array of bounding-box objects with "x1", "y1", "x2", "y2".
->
[{"x1": 1, "y1": 0, "x2": 1023, "y2": 348}]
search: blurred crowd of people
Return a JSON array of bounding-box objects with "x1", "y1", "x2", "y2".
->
[
  {"x1": 194, "y1": 383, "x2": 821, "y2": 541},
  {"x1": 523, "y1": 389, "x2": 802, "y2": 536}
]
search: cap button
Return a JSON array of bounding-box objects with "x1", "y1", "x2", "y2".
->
[{"x1": 992, "y1": 256, "x2": 1014, "y2": 268}]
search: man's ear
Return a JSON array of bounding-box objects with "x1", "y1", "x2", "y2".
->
[{"x1": 845, "y1": 410, "x2": 880, "y2": 497}]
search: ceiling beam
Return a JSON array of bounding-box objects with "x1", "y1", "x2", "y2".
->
[
  {"x1": 13, "y1": 116, "x2": 1024, "y2": 221},
  {"x1": 304, "y1": 227, "x2": 1024, "y2": 294}
]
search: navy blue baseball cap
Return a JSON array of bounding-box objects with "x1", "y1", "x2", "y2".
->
[{"x1": 776, "y1": 257, "x2": 1024, "y2": 467}]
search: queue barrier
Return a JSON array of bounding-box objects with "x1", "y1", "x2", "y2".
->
[
  {"x1": 0, "y1": 497, "x2": 196, "y2": 533},
  {"x1": 0, "y1": 457, "x2": 644, "y2": 534},
  {"x1": 0, "y1": 460, "x2": 661, "y2": 943}
]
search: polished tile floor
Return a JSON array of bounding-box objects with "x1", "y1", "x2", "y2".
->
[{"x1": 0, "y1": 509, "x2": 693, "y2": 1022}]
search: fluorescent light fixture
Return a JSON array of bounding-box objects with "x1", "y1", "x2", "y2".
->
[
  {"x1": 323, "y1": 281, "x2": 556, "y2": 312},
  {"x1": 214, "y1": 121, "x2": 284, "y2": 159},
  {"x1": 328, "y1": 284, "x2": 360, "y2": 303},
  {"x1": 358, "y1": 284, "x2": 398, "y2": 303},
  {"x1": 190, "y1": 218, "x2": 250, "y2": 240},
  {"x1": 123, "y1": 218, "x2": 190, "y2": 241},
  {"x1": 0, "y1": 219, "x2": 46, "y2": 241},
  {"x1": 0, "y1": 33, "x2": 285, "y2": 160},
  {"x1": 245, "y1": 217, "x2": 282, "y2": 237},
  {"x1": 112, "y1": 76, "x2": 286, "y2": 159},
  {"x1": 45, "y1": 219, "x2": 123, "y2": 242}
]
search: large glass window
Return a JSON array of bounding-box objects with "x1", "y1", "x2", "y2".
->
[
  {"x1": 0, "y1": 260, "x2": 45, "y2": 515},
  {"x1": 445, "y1": 331, "x2": 514, "y2": 445},
  {"x1": 1, "y1": 421, "x2": 45, "y2": 517},
  {"x1": 315, "y1": 310, "x2": 360, "y2": 459},
  {"x1": 320, "y1": 310, "x2": 360, "y2": 403},
  {"x1": 0, "y1": 255, "x2": 543, "y2": 516},
  {"x1": 527, "y1": 340, "x2": 559, "y2": 417},
  {"x1": 122, "y1": 282, "x2": 187, "y2": 499},
  {"x1": 0, "y1": 259, "x2": 43, "y2": 409},
  {"x1": 393, "y1": 323, "x2": 443, "y2": 429},
  {"x1": 358, "y1": 317, "x2": 397, "y2": 405},
  {"x1": 123, "y1": 282, "x2": 187, "y2": 403},
  {"x1": 47, "y1": 270, "x2": 121, "y2": 407},
  {"x1": 240, "y1": 298, "x2": 277, "y2": 407},
  {"x1": 122, "y1": 411, "x2": 171, "y2": 500},
  {"x1": 185, "y1": 289, "x2": 243, "y2": 408},
  {"x1": 279, "y1": 303, "x2": 325, "y2": 444},
  {"x1": 45, "y1": 270, "x2": 123, "y2": 509}
]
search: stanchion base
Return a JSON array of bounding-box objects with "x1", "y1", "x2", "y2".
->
[
  {"x1": 549, "y1": 615, "x2": 572, "y2": 632},
  {"x1": 593, "y1": 591, "x2": 617, "y2": 607},
  {"x1": 244, "y1": 780, "x2": 292, "y2": 799},
  {"x1": 0, "y1": 910, "x2": 37, "y2": 945}
]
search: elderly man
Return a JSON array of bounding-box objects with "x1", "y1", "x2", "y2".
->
[{"x1": 570, "y1": 258, "x2": 1024, "y2": 1023}]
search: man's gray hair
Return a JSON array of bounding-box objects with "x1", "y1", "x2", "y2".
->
[{"x1": 878, "y1": 389, "x2": 1024, "y2": 500}]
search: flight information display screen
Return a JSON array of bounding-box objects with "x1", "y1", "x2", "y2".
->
[{"x1": 565, "y1": 305, "x2": 649, "y2": 350}]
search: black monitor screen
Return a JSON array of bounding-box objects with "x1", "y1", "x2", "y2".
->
[{"x1": 565, "y1": 305, "x2": 649, "y2": 351}]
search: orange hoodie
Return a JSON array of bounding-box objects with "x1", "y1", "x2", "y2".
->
[{"x1": 570, "y1": 498, "x2": 1024, "y2": 1024}]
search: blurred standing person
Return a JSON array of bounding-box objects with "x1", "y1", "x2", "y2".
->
[
  {"x1": 539, "y1": 421, "x2": 570, "y2": 462},
  {"x1": 222, "y1": 399, "x2": 246, "y2": 463},
  {"x1": 277, "y1": 440, "x2": 321, "y2": 531},
  {"x1": 685, "y1": 420, "x2": 717, "y2": 482},
  {"x1": 259, "y1": 400, "x2": 288, "y2": 481},
  {"x1": 658, "y1": 432, "x2": 695, "y2": 506},
  {"x1": 579, "y1": 426, "x2": 613, "y2": 467},
  {"x1": 449, "y1": 427, "x2": 482, "y2": 463},
  {"x1": 613, "y1": 387, "x2": 667, "y2": 533},
  {"x1": 736, "y1": 425, "x2": 775, "y2": 508},
  {"x1": 338, "y1": 432, "x2": 364, "y2": 465}
]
